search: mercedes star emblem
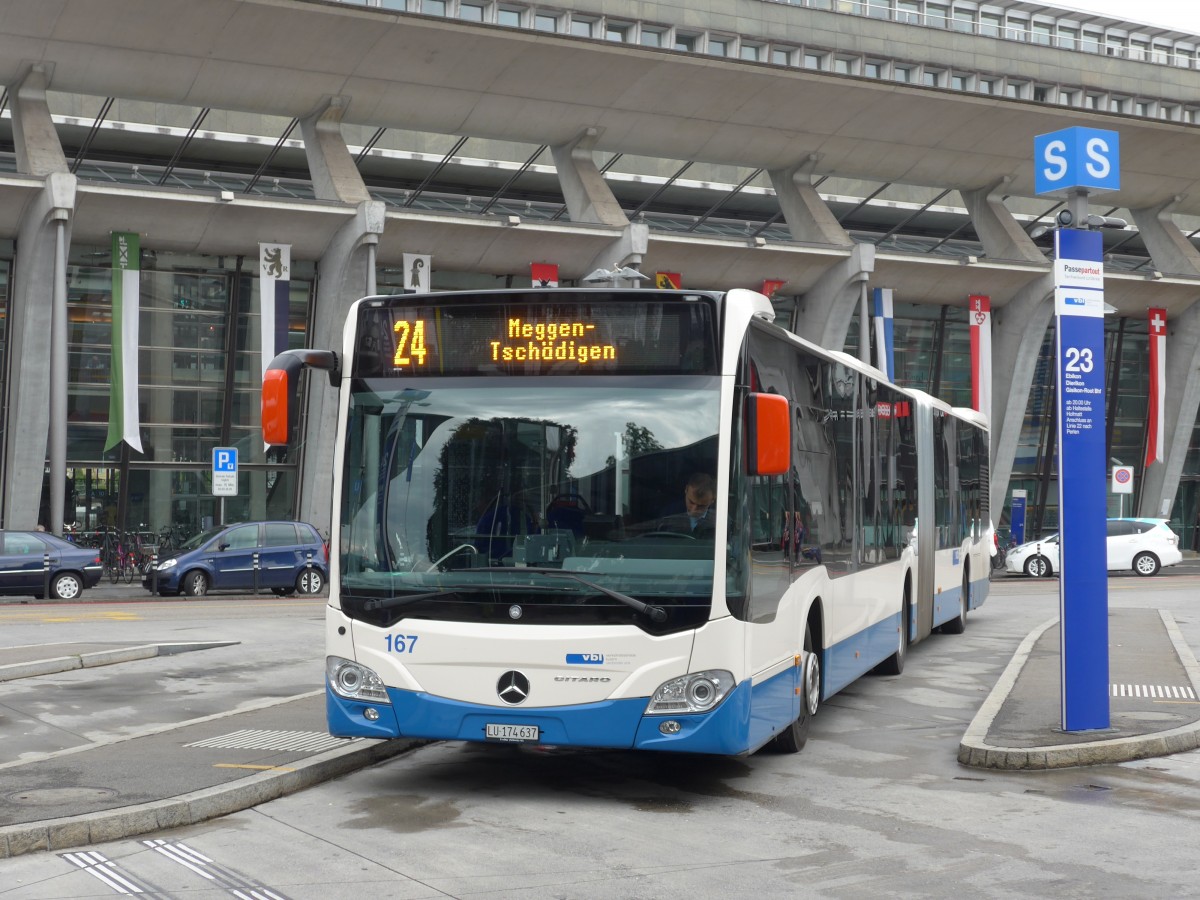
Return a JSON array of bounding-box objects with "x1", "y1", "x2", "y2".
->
[{"x1": 497, "y1": 670, "x2": 530, "y2": 705}]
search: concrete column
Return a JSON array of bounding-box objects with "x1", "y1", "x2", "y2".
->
[
  {"x1": 582, "y1": 223, "x2": 649, "y2": 280},
  {"x1": 988, "y1": 273, "x2": 1055, "y2": 519},
  {"x1": 1, "y1": 65, "x2": 75, "y2": 530},
  {"x1": 767, "y1": 161, "x2": 853, "y2": 247},
  {"x1": 297, "y1": 200, "x2": 386, "y2": 533},
  {"x1": 959, "y1": 178, "x2": 1047, "y2": 264},
  {"x1": 1137, "y1": 303, "x2": 1200, "y2": 518},
  {"x1": 789, "y1": 243, "x2": 875, "y2": 352},
  {"x1": 300, "y1": 96, "x2": 370, "y2": 204},
  {"x1": 1128, "y1": 197, "x2": 1200, "y2": 277},
  {"x1": 550, "y1": 128, "x2": 629, "y2": 227}
]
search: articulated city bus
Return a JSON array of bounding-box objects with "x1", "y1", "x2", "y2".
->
[{"x1": 263, "y1": 288, "x2": 989, "y2": 755}]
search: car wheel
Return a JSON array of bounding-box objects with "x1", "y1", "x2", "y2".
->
[
  {"x1": 1133, "y1": 551, "x2": 1161, "y2": 577},
  {"x1": 771, "y1": 624, "x2": 819, "y2": 754},
  {"x1": 296, "y1": 568, "x2": 324, "y2": 595},
  {"x1": 184, "y1": 570, "x2": 209, "y2": 596},
  {"x1": 1024, "y1": 555, "x2": 1051, "y2": 578},
  {"x1": 50, "y1": 572, "x2": 84, "y2": 601}
]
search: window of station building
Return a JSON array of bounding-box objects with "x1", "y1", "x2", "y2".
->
[
  {"x1": 674, "y1": 32, "x2": 697, "y2": 52},
  {"x1": 1030, "y1": 21, "x2": 1052, "y2": 46},
  {"x1": 1160, "y1": 104, "x2": 1179, "y2": 120},
  {"x1": 1135, "y1": 100, "x2": 1153, "y2": 117},
  {"x1": 1033, "y1": 85, "x2": 1050, "y2": 102},
  {"x1": 709, "y1": 37, "x2": 730, "y2": 57},
  {"x1": 1172, "y1": 48, "x2": 1193, "y2": 68},
  {"x1": 496, "y1": 6, "x2": 521, "y2": 27},
  {"x1": 951, "y1": 8, "x2": 974, "y2": 34},
  {"x1": 1005, "y1": 81, "x2": 1026, "y2": 99},
  {"x1": 1005, "y1": 16, "x2": 1028, "y2": 42},
  {"x1": 1058, "y1": 89, "x2": 1078, "y2": 106},
  {"x1": 979, "y1": 11, "x2": 1001, "y2": 37},
  {"x1": 896, "y1": 0, "x2": 920, "y2": 25},
  {"x1": 926, "y1": 3, "x2": 948, "y2": 28},
  {"x1": 533, "y1": 13, "x2": 557, "y2": 32},
  {"x1": 606, "y1": 21, "x2": 631, "y2": 42},
  {"x1": 570, "y1": 17, "x2": 594, "y2": 37},
  {"x1": 741, "y1": 43, "x2": 763, "y2": 61},
  {"x1": 864, "y1": 0, "x2": 889, "y2": 19},
  {"x1": 1105, "y1": 35, "x2": 1127, "y2": 58},
  {"x1": 1057, "y1": 26, "x2": 1078, "y2": 51},
  {"x1": 1110, "y1": 96, "x2": 1129, "y2": 113},
  {"x1": 978, "y1": 78, "x2": 996, "y2": 94},
  {"x1": 804, "y1": 51, "x2": 826, "y2": 70},
  {"x1": 459, "y1": 1, "x2": 485, "y2": 21},
  {"x1": 950, "y1": 74, "x2": 969, "y2": 91},
  {"x1": 1084, "y1": 93, "x2": 1102, "y2": 109},
  {"x1": 420, "y1": 0, "x2": 447, "y2": 14},
  {"x1": 1152, "y1": 44, "x2": 1171, "y2": 65},
  {"x1": 1080, "y1": 29, "x2": 1102, "y2": 53},
  {"x1": 771, "y1": 46, "x2": 796, "y2": 65},
  {"x1": 833, "y1": 56, "x2": 857, "y2": 75},
  {"x1": 864, "y1": 60, "x2": 884, "y2": 78},
  {"x1": 1129, "y1": 39, "x2": 1148, "y2": 61},
  {"x1": 640, "y1": 28, "x2": 663, "y2": 47},
  {"x1": 893, "y1": 65, "x2": 913, "y2": 82},
  {"x1": 922, "y1": 69, "x2": 943, "y2": 87}
]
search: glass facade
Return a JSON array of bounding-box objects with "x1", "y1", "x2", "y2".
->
[{"x1": 50, "y1": 246, "x2": 314, "y2": 537}]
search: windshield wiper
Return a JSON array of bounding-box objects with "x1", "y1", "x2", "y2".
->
[
  {"x1": 358, "y1": 587, "x2": 489, "y2": 613},
  {"x1": 516, "y1": 568, "x2": 668, "y2": 623}
]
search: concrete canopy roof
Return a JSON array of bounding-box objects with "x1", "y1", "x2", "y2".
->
[{"x1": 5, "y1": 0, "x2": 1200, "y2": 215}]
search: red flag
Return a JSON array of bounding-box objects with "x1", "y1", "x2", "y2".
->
[
  {"x1": 761, "y1": 279, "x2": 786, "y2": 298},
  {"x1": 530, "y1": 262, "x2": 558, "y2": 288},
  {"x1": 969, "y1": 295, "x2": 991, "y2": 423},
  {"x1": 1146, "y1": 307, "x2": 1167, "y2": 466},
  {"x1": 655, "y1": 272, "x2": 681, "y2": 290}
]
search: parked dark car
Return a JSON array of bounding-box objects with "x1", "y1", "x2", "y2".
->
[
  {"x1": 144, "y1": 521, "x2": 327, "y2": 597},
  {"x1": 0, "y1": 530, "x2": 104, "y2": 600}
]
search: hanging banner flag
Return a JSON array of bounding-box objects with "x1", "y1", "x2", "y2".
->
[
  {"x1": 403, "y1": 253, "x2": 431, "y2": 293},
  {"x1": 259, "y1": 243, "x2": 291, "y2": 381},
  {"x1": 655, "y1": 271, "x2": 681, "y2": 290},
  {"x1": 105, "y1": 232, "x2": 143, "y2": 453},
  {"x1": 969, "y1": 294, "x2": 992, "y2": 425},
  {"x1": 761, "y1": 279, "x2": 787, "y2": 299},
  {"x1": 1146, "y1": 307, "x2": 1167, "y2": 466},
  {"x1": 871, "y1": 287, "x2": 895, "y2": 383},
  {"x1": 531, "y1": 262, "x2": 559, "y2": 288}
]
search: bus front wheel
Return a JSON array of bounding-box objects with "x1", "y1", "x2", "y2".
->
[{"x1": 772, "y1": 624, "x2": 819, "y2": 754}]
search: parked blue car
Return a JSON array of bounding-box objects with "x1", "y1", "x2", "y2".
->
[
  {"x1": 0, "y1": 531, "x2": 104, "y2": 600},
  {"x1": 144, "y1": 521, "x2": 327, "y2": 597}
]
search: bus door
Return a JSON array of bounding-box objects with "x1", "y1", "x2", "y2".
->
[{"x1": 913, "y1": 400, "x2": 936, "y2": 641}]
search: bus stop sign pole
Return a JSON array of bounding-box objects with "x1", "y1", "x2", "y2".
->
[{"x1": 1036, "y1": 125, "x2": 1118, "y2": 732}]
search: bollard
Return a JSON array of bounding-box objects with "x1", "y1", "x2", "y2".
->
[
  {"x1": 253, "y1": 551, "x2": 260, "y2": 595},
  {"x1": 306, "y1": 551, "x2": 313, "y2": 595},
  {"x1": 43, "y1": 552, "x2": 51, "y2": 599},
  {"x1": 151, "y1": 552, "x2": 158, "y2": 594}
]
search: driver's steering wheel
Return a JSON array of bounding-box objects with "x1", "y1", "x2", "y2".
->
[{"x1": 548, "y1": 492, "x2": 592, "y2": 513}]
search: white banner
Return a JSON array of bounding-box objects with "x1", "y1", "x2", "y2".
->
[
  {"x1": 403, "y1": 253, "x2": 431, "y2": 293},
  {"x1": 259, "y1": 243, "x2": 291, "y2": 380}
]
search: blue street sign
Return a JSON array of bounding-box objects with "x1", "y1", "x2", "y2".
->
[
  {"x1": 212, "y1": 447, "x2": 238, "y2": 497},
  {"x1": 1054, "y1": 228, "x2": 1110, "y2": 732},
  {"x1": 1035, "y1": 127, "x2": 1120, "y2": 195},
  {"x1": 1010, "y1": 491, "x2": 1026, "y2": 546}
]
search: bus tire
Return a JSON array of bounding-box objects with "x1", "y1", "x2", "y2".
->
[
  {"x1": 772, "y1": 624, "x2": 819, "y2": 754},
  {"x1": 943, "y1": 564, "x2": 969, "y2": 634},
  {"x1": 876, "y1": 594, "x2": 909, "y2": 675}
]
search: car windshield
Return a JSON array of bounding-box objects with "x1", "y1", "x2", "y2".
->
[
  {"x1": 339, "y1": 376, "x2": 720, "y2": 631},
  {"x1": 179, "y1": 526, "x2": 225, "y2": 552}
]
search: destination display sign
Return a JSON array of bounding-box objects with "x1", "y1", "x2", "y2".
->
[{"x1": 352, "y1": 293, "x2": 719, "y2": 378}]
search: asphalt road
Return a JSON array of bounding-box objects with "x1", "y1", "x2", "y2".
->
[{"x1": 5, "y1": 579, "x2": 1200, "y2": 897}]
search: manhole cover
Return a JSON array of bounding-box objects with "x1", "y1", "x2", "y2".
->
[{"x1": 6, "y1": 787, "x2": 117, "y2": 805}]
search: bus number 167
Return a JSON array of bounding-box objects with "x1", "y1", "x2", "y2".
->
[{"x1": 386, "y1": 634, "x2": 419, "y2": 654}]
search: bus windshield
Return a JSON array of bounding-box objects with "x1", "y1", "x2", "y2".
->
[{"x1": 339, "y1": 376, "x2": 720, "y2": 632}]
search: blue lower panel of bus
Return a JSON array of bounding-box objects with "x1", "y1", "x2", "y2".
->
[
  {"x1": 822, "y1": 612, "x2": 903, "y2": 698},
  {"x1": 931, "y1": 575, "x2": 990, "y2": 628},
  {"x1": 326, "y1": 670, "x2": 800, "y2": 756}
]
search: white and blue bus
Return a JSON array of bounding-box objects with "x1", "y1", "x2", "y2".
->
[{"x1": 263, "y1": 288, "x2": 989, "y2": 755}]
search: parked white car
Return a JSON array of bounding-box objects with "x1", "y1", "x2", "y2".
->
[{"x1": 1006, "y1": 518, "x2": 1182, "y2": 577}]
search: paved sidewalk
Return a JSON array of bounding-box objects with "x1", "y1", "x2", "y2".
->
[{"x1": 959, "y1": 607, "x2": 1200, "y2": 769}]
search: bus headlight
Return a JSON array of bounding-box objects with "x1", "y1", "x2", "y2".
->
[
  {"x1": 645, "y1": 670, "x2": 735, "y2": 715},
  {"x1": 326, "y1": 656, "x2": 391, "y2": 704}
]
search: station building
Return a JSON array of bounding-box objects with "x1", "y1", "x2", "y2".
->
[{"x1": 4, "y1": 0, "x2": 1200, "y2": 546}]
